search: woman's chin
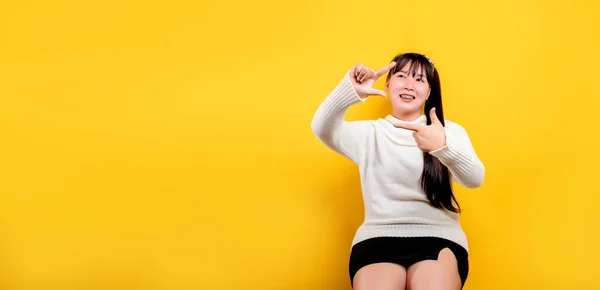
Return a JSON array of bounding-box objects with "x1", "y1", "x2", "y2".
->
[{"x1": 391, "y1": 101, "x2": 422, "y2": 113}]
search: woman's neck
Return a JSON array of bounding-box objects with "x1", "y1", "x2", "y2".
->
[{"x1": 392, "y1": 110, "x2": 423, "y2": 122}]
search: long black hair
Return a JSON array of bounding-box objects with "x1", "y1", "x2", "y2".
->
[{"x1": 386, "y1": 53, "x2": 460, "y2": 213}]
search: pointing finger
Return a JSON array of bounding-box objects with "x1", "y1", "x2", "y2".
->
[
  {"x1": 375, "y1": 61, "x2": 397, "y2": 78},
  {"x1": 394, "y1": 122, "x2": 421, "y2": 132}
]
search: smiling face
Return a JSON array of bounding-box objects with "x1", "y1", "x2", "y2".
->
[{"x1": 385, "y1": 59, "x2": 433, "y2": 121}]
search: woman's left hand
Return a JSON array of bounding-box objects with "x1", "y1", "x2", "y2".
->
[{"x1": 393, "y1": 108, "x2": 447, "y2": 152}]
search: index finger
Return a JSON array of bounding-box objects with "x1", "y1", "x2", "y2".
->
[
  {"x1": 393, "y1": 122, "x2": 421, "y2": 132},
  {"x1": 374, "y1": 61, "x2": 397, "y2": 78}
]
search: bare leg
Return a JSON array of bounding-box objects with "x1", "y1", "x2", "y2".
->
[
  {"x1": 353, "y1": 262, "x2": 407, "y2": 290},
  {"x1": 406, "y1": 248, "x2": 462, "y2": 290}
]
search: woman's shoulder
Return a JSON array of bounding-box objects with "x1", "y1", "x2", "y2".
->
[
  {"x1": 444, "y1": 119, "x2": 463, "y2": 128},
  {"x1": 444, "y1": 119, "x2": 472, "y2": 135}
]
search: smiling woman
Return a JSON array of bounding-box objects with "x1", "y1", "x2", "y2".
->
[{"x1": 310, "y1": 52, "x2": 485, "y2": 290}]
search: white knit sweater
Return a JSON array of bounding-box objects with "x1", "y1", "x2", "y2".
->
[{"x1": 310, "y1": 71, "x2": 485, "y2": 253}]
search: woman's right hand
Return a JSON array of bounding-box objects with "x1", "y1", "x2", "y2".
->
[{"x1": 350, "y1": 62, "x2": 396, "y2": 98}]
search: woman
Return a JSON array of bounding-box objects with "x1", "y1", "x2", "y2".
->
[{"x1": 310, "y1": 53, "x2": 485, "y2": 290}]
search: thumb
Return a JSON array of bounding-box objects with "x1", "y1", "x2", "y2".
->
[
  {"x1": 369, "y1": 88, "x2": 387, "y2": 97},
  {"x1": 430, "y1": 107, "x2": 441, "y2": 124}
]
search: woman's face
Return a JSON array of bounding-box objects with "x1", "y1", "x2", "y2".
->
[{"x1": 386, "y1": 61, "x2": 431, "y2": 116}]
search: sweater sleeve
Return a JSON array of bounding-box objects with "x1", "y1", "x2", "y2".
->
[
  {"x1": 429, "y1": 121, "x2": 485, "y2": 188},
  {"x1": 310, "y1": 71, "x2": 371, "y2": 164}
]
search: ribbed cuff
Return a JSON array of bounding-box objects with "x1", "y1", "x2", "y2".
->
[{"x1": 318, "y1": 71, "x2": 365, "y2": 115}]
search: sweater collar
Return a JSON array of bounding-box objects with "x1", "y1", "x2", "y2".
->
[{"x1": 384, "y1": 114, "x2": 427, "y2": 126}]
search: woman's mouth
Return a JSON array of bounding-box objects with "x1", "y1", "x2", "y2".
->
[{"x1": 399, "y1": 94, "x2": 415, "y2": 101}]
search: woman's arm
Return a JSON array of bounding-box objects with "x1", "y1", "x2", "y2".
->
[
  {"x1": 429, "y1": 122, "x2": 485, "y2": 188},
  {"x1": 310, "y1": 71, "x2": 370, "y2": 164}
]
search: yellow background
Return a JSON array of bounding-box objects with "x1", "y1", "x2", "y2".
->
[{"x1": 1, "y1": 0, "x2": 599, "y2": 289}]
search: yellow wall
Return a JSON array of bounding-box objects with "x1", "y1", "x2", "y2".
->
[{"x1": 1, "y1": 0, "x2": 599, "y2": 289}]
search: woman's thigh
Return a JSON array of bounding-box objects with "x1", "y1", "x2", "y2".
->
[
  {"x1": 353, "y1": 262, "x2": 407, "y2": 290},
  {"x1": 406, "y1": 248, "x2": 462, "y2": 290}
]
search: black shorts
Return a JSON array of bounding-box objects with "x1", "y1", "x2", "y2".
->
[{"x1": 349, "y1": 236, "x2": 469, "y2": 288}]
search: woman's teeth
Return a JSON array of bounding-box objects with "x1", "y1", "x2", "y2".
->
[{"x1": 400, "y1": 94, "x2": 415, "y2": 100}]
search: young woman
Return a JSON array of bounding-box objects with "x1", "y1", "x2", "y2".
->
[{"x1": 310, "y1": 53, "x2": 485, "y2": 290}]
